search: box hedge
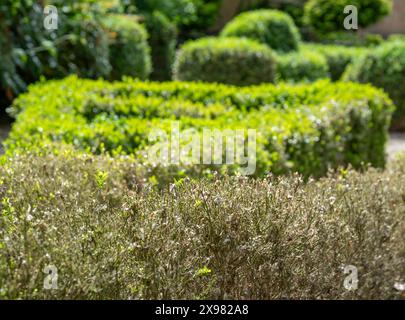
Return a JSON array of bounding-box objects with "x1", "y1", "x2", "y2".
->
[
  {"x1": 220, "y1": 9, "x2": 301, "y2": 53},
  {"x1": 173, "y1": 37, "x2": 277, "y2": 86},
  {"x1": 344, "y1": 41, "x2": 405, "y2": 130},
  {"x1": 301, "y1": 43, "x2": 368, "y2": 81},
  {"x1": 276, "y1": 50, "x2": 330, "y2": 83},
  {"x1": 6, "y1": 76, "x2": 394, "y2": 178}
]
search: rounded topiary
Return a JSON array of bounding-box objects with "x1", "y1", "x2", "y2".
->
[
  {"x1": 102, "y1": 14, "x2": 152, "y2": 80},
  {"x1": 276, "y1": 50, "x2": 329, "y2": 83},
  {"x1": 220, "y1": 9, "x2": 301, "y2": 53},
  {"x1": 304, "y1": 0, "x2": 392, "y2": 34},
  {"x1": 343, "y1": 41, "x2": 405, "y2": 129},
  {"x1": 173, "y1": 37, "x2": 277, "y2": 86}
]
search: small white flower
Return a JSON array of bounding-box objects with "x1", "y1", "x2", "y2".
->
[{"x1": 394, "y1": 282, "x2": 405, "y2": 292}]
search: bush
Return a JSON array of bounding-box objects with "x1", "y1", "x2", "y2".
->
[
  {"x1": 301, "y1": 43, "x2": 368, "y2": 81},
  {"x1": 6, "y1": 76, "x2": 394, "y2": 178},
  {"x1": 344, "y1": 41, "x2": 405, "y2": 130},
  {"x1": 142, "y1": 12, "x2": 177, "y2": 81},
  {"x1": 276, "y1": 50, "x2": 329, "y2": 83},
  {"x1": 0, "y1": 151, "x2": 404, "y2": 299},
  {"x1": 304, "y1": 0, "x2": 392, "y2": 34},
  {"x1": 220, "y1": 9, "x2": 301, "y2": 53},
  {"x1": 101, "y1": 14, "x2": 151, "y2": 80},
  {"x1": 173, "y1": 37, "x2": 277, "y2": 86}
]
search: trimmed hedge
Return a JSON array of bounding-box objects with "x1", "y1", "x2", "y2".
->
[
  {"x1": 102, "y1": 14, "x2": 151, "y2": 80},
  {"x1": 301, "y1": 43, "x2": 368, "y2": 81},
  {"x1": 276, "y1": 50, "x2": 329, "y2": 83},
  {"x1": 344, "y1": 41, "x2": 405, "y2": 129},
  {"x1": 6, "y1": 76, "x2": 394, "y2": 178},
  {"x1": 220, "y1": 9, "x2": 301, "y2": 53},
  {"x1": 173, "y1": 37, "x2": 277, "y2": 86},
  {"x1": 304, "y1": 0, "x2": 392, "y2": 34}
]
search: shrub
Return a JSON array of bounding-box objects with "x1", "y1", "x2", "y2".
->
[
  {"x1": 276, "y1": 50, "x2": 329, "y2": 83},
  {"x1": 101, "y1": 14, "x2": 151, "y2": 80},
  {"x1": 173, "y1": 37, "x2": 277, "y2": 86},
  {"x1": 142, "y1": 12, "x2": 177, "y2": 81},
  {"x1": 344, "y1": 41, "x2": 405, "y2": 130},
  {"x1": 6, "y1": 76, "x2": 394, "y2": 178},
  {"x1": 301, "y1": 43, "x2": 368, "y2": 81},
  {"x1": 0, "y1": 151, "x2": 404, "y2": 299},
  {"x1": 220, "y1": 9, "x2": 301, "y2": 53},
  {"x1": 304, "y1": 0, "x2": 392, "y2": 34}
]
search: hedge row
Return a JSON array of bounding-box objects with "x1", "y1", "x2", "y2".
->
[
  {"x1": 6, "y1": 76, "x2": 394, "y2": 178},
  {"x1": 0, "y1": 152, "x2": 404, "y2": 299}
]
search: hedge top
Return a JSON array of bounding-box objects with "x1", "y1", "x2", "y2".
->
[
  {"x1": 220, "y1": 9, "x2": 301, "y2": 53},
  {"x1": 173, "y1": 37, "x2": 277, "y2": 86},
  {"x1": 6, "y1": 76, "x2": 394, "y2": 177}
]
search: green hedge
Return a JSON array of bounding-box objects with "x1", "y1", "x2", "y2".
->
[
  {"x1": 301, "y1": 43, "x2": 368, "y2": 81},
  {"x1": 344, "y1": 41, "x2": 405, "y2": 129},
  {"x1": 6, "y1": 76, "x2": 394, "y2": 178},
  {"x1": 276, "y1": 50, "x2": 329, "y2": 83},
  {"x1": 173, "y1": 37, "x2": 277, "y2": 86},
  {"x1": 102, "y1": 14, "x2": 151, "y2": 80},
  {"x1": 221, "y1": 9, "x2": 301, "y2": 52}
]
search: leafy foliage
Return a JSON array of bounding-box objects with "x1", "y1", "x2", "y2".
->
[
  {"x1": 221, "y1": 9, "x2": 301, "y2": 53},
  {"x1": 5, "y1": 76, "x2": 394, "y2": 178},
  {"x1": 173, "y1": 37, "x2": 277, "y2": 86},
  {"x1": 301, "y1": 43, "x2": 368, "y2": 81},
  {"x1": 344, "y1": 41, "x2": 405, "y2": 129},
  {"x1": 276, "y1": 50, "x2": 329, "y2": 83}
]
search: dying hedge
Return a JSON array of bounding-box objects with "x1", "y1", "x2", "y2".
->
[
  {"x1": 6, "y1": 76, "x2": 394, "y2": 178},
  {"x1": 0, "y1": 152, "x2": 404, "y2": 299},
  {"x1": 173, "y1": 37, "x2": 277, "y2": 86},
  {"x1": 220, "y1": 9, "x2": 301, "y2": 53}
]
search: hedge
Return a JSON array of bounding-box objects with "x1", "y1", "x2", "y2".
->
[
  {"x1": 0, "y1": 152, "x2": 404, "y2": 299},
  {"x1": 102, "y1": 14, "x2": 151, "y2": 80},
  {"x1": 6, "y1": 76, "x2": 394, "y2": 178},
  {"x1": 221, "y1": 9, "x2": 301, "y2": 53},
  {"x1": 301, "y1": 43, "x2": 368, "y2": 81},
  {"x1": 173, "y1": 37, "x2": 277, "y2": 86},
  {"x1": 344, "y1": 41, "x2": 405, "y2": 130},
  {"x1": 276, "y1": 50, "x2": 329, "y2": 83}
]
